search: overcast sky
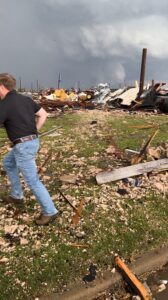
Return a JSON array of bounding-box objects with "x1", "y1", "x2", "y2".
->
[{"x1": 1, "y1": 0, "x2": 168, "y2": 89}]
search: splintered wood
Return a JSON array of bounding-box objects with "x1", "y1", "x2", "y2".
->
[
  {"x1": 72, "y1": 200, "x2": 84, "y2": 226},
  {"x1": 115, "y1": 257, "x2": 152, "y2": 300},
  {"x1": 131, "y1": 129, "x2": 158, "y2": 165}
]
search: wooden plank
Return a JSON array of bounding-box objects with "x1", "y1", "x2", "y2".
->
[
  {"x1": 96, "y1": 158, "x2": 168, "y2": 184},
  {"x1": 115, "y1": 257, "x2": 152, "y2": 300}
]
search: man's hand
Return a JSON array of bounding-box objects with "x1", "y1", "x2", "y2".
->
[{"x1": 35, "y1": 108, "x2": 48, "y2": 131}]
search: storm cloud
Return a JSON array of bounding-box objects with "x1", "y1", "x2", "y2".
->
[{"x1": 0, "y1": 0, "x2": 168, "y2": 89}]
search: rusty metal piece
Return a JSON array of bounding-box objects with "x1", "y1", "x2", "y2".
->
[
  {"x1": 39, "y1": 126, "x2": 61, "y2": 137},
  {"x1": 58, "y1": 189, "x2": 79, "y2": 213},
  {"x1": 38, "y1": 150, "x2": 52, "y2": 174}
]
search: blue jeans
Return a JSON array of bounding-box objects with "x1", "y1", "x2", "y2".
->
[{"x1": 3, "y1": 138, "x2": 58, "y2": 216}]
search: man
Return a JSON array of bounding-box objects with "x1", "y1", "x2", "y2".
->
[{"x1": 0, "y1": 73, "x2": 59, "y2": 225}]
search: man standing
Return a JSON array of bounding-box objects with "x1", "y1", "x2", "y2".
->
[{"x1": 0, "y1": 73, "x2": 58, "y2": 225}]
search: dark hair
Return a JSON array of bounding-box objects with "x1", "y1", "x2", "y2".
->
[{"x1": 0, "y1": 73, "x2": 16, "y2": 90}]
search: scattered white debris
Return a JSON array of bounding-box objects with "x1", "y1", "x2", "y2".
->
[{"x1": 158, "y1": 283, "x2": 166, "y2": 292}]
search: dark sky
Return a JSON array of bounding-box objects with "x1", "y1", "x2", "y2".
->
[{"x1": 1, "y1": 0, "x2": 168, "y2": 89}]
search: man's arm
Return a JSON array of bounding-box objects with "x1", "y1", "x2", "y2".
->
[{"x1": 35, "y1": 108, "x2": 48, "y2": 131}]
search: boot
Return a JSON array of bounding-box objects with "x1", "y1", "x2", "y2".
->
[
  {"x1": 3, "y1": 196, "x2": 24, "y2": 206},
  {"x1": 35, "y1": 213, "x2": 59, "y2": 225}
]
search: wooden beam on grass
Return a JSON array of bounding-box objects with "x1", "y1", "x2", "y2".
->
[{"x1": 96, "y1": 158, "x2": 168, "y2": 184}]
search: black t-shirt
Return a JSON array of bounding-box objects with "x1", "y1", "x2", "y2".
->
[{"x1": 0, "y1": 90, "x2": 41, "y2": 142}]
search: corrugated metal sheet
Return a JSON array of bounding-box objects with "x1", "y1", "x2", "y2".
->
[
  {"x1": 113, "y1": 87, "x2": 139, "y2": 106},
  {"x1": 110, "y1": 88, "x2": 126, "y2": 98}
]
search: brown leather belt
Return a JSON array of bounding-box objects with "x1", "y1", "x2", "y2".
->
[{"x1": 13, "y1": 134, "x2": 38, "y2": 145}]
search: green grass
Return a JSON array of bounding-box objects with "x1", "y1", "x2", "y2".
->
[
  {"x1": 0, "y1": 110, "x2": 167, "y2": 299},
  {"x1": 106, "y1": 114, "x2": 168, "y2": 150}
]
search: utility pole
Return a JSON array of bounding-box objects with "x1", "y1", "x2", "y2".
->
[
  {"x1": 138, "y1": 48, "x2": 147, "y2": 96},
  {"x1": 151, "y1": 79, "x2": 155, "y2": 87},
  {"x1": 77, "y1": 81, "x2": 81, "y2": 92},
  {"x1": 36, "y1": 80, "x2": 39, "y2": 93},
  {"x1": 31, "y1": 82, "x2": 33, "y2": 92},
  {"x1": 19, "y1": 76, "x2": 22, "y2": 92},
  {"x1": 57, "y1": 73, "x2": 61, "y2": 89}
]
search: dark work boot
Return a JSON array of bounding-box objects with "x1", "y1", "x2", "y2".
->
[
  {"x1": 3, "y1": 196, "x2": 24, "y2": 207},
  {"x1": 35, "y1": 213, "x2": 59, "y2": 225}
]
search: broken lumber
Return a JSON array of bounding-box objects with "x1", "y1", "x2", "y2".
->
[
  {"x1": 96, "y1": 158, "x2": 168, "y2": 184},
  {"x1": 72, "y1": 200, "x2": 84, "y2": 226},
  {"x1": 115, "y1": 257, "x2": 152, "y2": 300},
  {"x1": 131, "y1": 129, "x2": 158, "y2": 164}
]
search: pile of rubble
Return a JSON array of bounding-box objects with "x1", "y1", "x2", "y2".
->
[
  {"x1": 39, "y1": 98, "x2": 95, "y2": 112},
  {"x1": 27, "y1": 81, "x2": 168, "y2": 114}
]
